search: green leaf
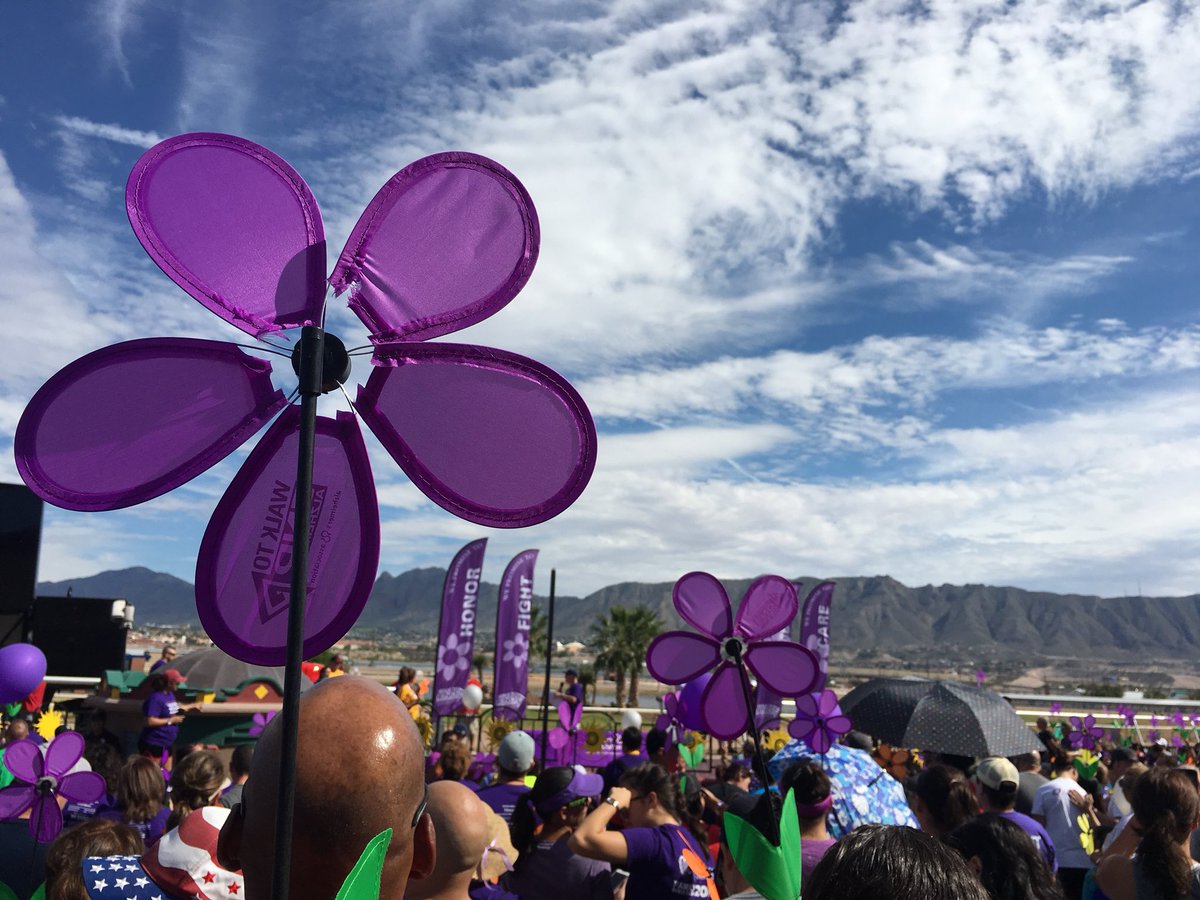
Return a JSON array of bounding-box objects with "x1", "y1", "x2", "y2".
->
[
  {"x1": 335, "y1": 828, "x2": 393, "y2": 900},
  {"x1": 724, "y1": 790, "x2": 802, "y2": 900}
]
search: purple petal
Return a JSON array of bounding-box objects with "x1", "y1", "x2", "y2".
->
[
  {"x1": 826, "y1": 714, "x2": 853, "y2": 737},
  {"x1": 700, "y1": 662, "x2": 751, "y2": 741},
  {"x1": 548, "y1": 728, "x2": 568, "y2": 750},
  {"x1": 43, "y1": 732, "x2": 84, "y2": 779},
  {"x1": 196, "y1": 409, "x2": 380, "y2": 665},
  {"x1": 744, "y1": 641, "x2": 819, "y2": 696},
  {"x1": 672, "y1": 572, "x2": 733, "y2": 639},
  {"x1": 645, "y1": 633, "x2": 720, "y2": 685},
  {"x1": 31, "y1": 794, "x2": 63, "y2": 843},
  {"x1": 0, "y1": 785, "x2": 35, "y2": 820},
  {"x1": 16, "y1": 339, "x2": 287, "y2": 512},
  {"x1": 808, "y1": 727, "x2": 834, "y2": 755},
  {"x1": 733, "y1": 575, "x2": 798, "y2": 641},
  {"x1": 332, "y1": 153, "x2": 538, "y2": 342},
  {"x1": 3, "y1": 739, "x2": 43, "y2": 784},
  {"x1": 557, "y1": 701, "x2": 573, "y2": 729},
  {"x1": 359, "y1": 343, "x2": 597, "y2": 529},
  {"x1": 127, "y1": 133, "x2": 326, "y2": 337},
  {"x1": 58, "y1": 771, "x2": 106, "y2": 805},
  {"x1": 787, "y1": 717, "x2": 817, "y2": 744}
]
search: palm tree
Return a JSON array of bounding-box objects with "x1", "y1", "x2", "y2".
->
[
  {"x1": 590, "y1": 606, "x2": 664, "y2": 708},
  {"x1": 528, "y1": 605, "x2": 550, "y2": 667},
  {"x1": 618, "y1": 606, "x2": 664, "y2": 708},
  {"x1": 472, "y1": 650, "x2": 490, "y2": 684},
  {"x1": 590, "y1": 609, "x2": 633, "y2": 708},
  {"x1": 577, "y1": 664, "x2": 597, "y2": 705}
]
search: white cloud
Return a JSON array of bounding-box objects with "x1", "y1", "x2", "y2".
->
[{"x1": 53, "y1": 116, "x2": 162, "y2": 148}]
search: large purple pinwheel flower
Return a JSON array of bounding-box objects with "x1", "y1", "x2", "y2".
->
[
  {"x1": 16, "y1": 134, "x2": 597, "y2": 666},
  {"x1": 0, "y1": 732, "x2": 105, "y2": 842},
  {"x1": 1069, "y1": 714, "x2": 1105, "y2": 750},
  {"x1": 788, "y1": 689, "x2": 852, "y2": 754},
  {"x1": 645, "y1": 573, "x2": 820, "y2": 741}
]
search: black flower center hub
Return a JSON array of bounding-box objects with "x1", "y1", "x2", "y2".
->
[
  {"x1": 290, "y1": 330, "x2": 351, "y2": 395},
  {"x1": 722, "y1": 637, "x2": 744, "y2": 662},
  {"x1": 35, "y1": 775, "x2": 57, "y2": 796}
]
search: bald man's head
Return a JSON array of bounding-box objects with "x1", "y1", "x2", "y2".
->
[
  {"x1": 406, "y1": 782, "x2": 490, "y2": 900},
  {"x1": 218, "y1": 676, "x2": 434, "y2": 899}
]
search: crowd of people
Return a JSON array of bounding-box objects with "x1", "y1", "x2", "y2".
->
[{"x1": 4, "y1": 676, "x2": 1200, "y2": 899}]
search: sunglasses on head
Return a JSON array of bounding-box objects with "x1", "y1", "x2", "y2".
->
[{"x1": 565, "y1": 796, "x2": 591, "y2": 809}]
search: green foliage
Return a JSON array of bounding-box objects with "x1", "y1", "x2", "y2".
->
[{"x1": 590, "y1": 606, "x2": 665, "y2": 707}]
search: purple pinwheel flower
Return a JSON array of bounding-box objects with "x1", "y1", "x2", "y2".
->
[
  {"x1": 645, "y1": 572, "x2": 820, "y2": 741},
  {"x1": 1121, "y1": 706, "x2": 1137, "y2": 727},
  {"x1": 975, "y1": 669, "x2": 986, "y2": 686},
  {"x1": 15, "y1": 134, "x2": 597, "y2": 667},
  {"x1": 1069, "y1": 715, "x2": 1105, "y2": 750},
  {"x1": 248, "y1": 710, "x2": 278, "y2": 737},
  {"x1": 788, "y1": 689, "x2": 852, "y2": 754},
  {"x1": 1151, "y1": 714, "x2": 1160, "y2": 729},
  {"x1": 1148, "y1": 729, "x2": 1161, "y2": 743},
  {"x1": 0, "y1": 732, "x2": 105, "y2": 842},
  {"x1": 1049, "y1": 701, "x2": 1062, "y2": 715},
  {"x1": 1172, "y1": 732, "x2": 1186, "y2": 749},
  {"x1": 1173, "y1": 711, "x2": 1187, "y2": 728},
  {"x1": 655, "y1": 691, "x2": 683, "y2": 740},
  {"x1": 547, "y1": 699, "x2": 583, "y2": 764}
]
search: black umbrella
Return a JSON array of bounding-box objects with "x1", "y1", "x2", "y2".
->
[
  {"x1": 170, "y1": 647, "x2": 310, "y2": 696},
  {"x1": 842, "y1": 678, "x2": 1042, "y2": 758},
  {"x1": 839, "y1": 678, "x2": 935, "y2": 746}
]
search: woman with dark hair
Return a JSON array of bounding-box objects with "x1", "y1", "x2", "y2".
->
[
  {"x1": 913, "y1": 764, "x2": 979, "y2": 837},
  {"x1": 395, "y1": 667, "x2": 420, "y2": 719},
  {"x1": 1094, "y1": 767, "x2": 1200, "y2": 899},
  {"x1": 947, "y1": 813, "x2": 1066, "y2": 900},
  {"x1": 100, "y1": 755, "x2": 170, "y2": 845},
  {"x1": 806, "y1": 824, "x2": 992, "y2": 900},
  {"x1": 504, "y1": 766, "x2": 612, "y2": 899},
  {"x1": 780, "y1": 758, "x2": 838, "y2": 880},
  {"x1": 570, "y1": 762, "x2": 716, "y2": 899},
  {"x1": 165, "y1": 749, "x2": 226, "y2": 832}
]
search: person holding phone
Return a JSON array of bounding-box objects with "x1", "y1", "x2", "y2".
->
[{"x1": 569, "y1": 763, "x2": 716, "y2": 900}]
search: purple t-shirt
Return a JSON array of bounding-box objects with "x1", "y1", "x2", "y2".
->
[
  {"x1": 503, "y1": 835, "x2": 612, "y2": 900},
  {"x1": 622, "y1": 824, "x2": 714, "y2": 900},
  {"x1": 139, "y1": 691, "x2": 179, "y2": 749},
  {"x1": 476, "y1": 781, "x2": 531, "y2": 823},
  {"x1": 98, "y1": 807, "x2": 171, "y2": 845},
  {"x1": 1000, "y1": 810, "x2": 1057, "y2": 871},
  {"x1": 801, "y1": 837, "x2": 837, "y2": 883}
]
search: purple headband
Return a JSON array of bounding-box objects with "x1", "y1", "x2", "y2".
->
[
  {"x1": 793, "y1": 795, "x2": 833, "y2": 818},
  {"x1": 535, "y1": 771, "x2": 603, "y2": 815}
]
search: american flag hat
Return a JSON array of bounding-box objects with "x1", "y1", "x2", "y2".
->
[{"x1": 84, "y1": 807, "x2": 244, "y2": 899}]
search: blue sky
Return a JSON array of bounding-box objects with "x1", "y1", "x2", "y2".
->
[{"x1": 2, "y1": 1, "x2": 1199, "y2": 600}]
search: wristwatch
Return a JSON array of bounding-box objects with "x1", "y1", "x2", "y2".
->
[{"x1": 604, "y1": 797, "x2": 622, "y2": 811}]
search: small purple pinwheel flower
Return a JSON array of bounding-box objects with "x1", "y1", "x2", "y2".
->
[
  {"x1": 1151, "y1": 714, "x2": 1160, "y2": 729},
  {"x1": 1172, "y1": 711, "x2": 1187, "y2": 728},
  {"x1": 975, "y1": 669, "x2": 986, "y2": 686},
  {"x1": 1172, "y1": 732, "x2": 1186, "y2": 749},
  {"x1": 1068, "y1": 714, "x2": 1104, "y2": 750},
  {"x1": 1148, "y1": 729, "x2": 1161, "y2": 743},
  {"x1": 1049, "y1": 701, "x2": 1062, "y2": 715},
  {"x1": 1121, "y1": 706, "x2": 1137, "y2": 727},
  {"x1": 655, "y1": 691, "x2": 683, "y2": 739},
  {"x1": 0, "y1": 732, "x2": 105, "y2": 842},
  {"x1": 646, "y1": 573, "x2": 820, "y2": 741},
  {"x1": 248, "y1": 710, "x2": 278, "y2": 737},
  {"x1": 788, "y1": 689, "x2": 852, "y2": 754}
]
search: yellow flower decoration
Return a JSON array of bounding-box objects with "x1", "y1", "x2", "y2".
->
[
  {"x1": 486, "y1": 717, "x2": 514, "y2": 750},
  {"x1": 415, "y1": 715, "x2": 434, "y2": 748},
  {"x1": 1077, "y1": 812, "x2": 1095, "y2": 856},
  {"x1": 35, "y1": 704, "x2": 63, "y2": 742},
  {"x1": 582, "y1": 720, "x2": 608, "y2": 753},
  {"x1": 682, "y1": 730, "x2": 705, "y2": 750},
  {"x1": 761, "y1": 728, "x2": 790, "y2": 753}
]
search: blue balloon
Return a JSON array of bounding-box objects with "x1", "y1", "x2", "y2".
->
[
  {"x1": 0, "y1": 643, "x2": 46, "y2": 704},
  {"x1": 679, "y1": 672, "x2": 712, "y2": 733}
]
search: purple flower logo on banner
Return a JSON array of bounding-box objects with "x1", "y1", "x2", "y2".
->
[
  {"x1": 502, "y1": 632, "x2": 528, "y2": 669},
  {"x1": 438, "y1": 634, "x2": 471, "y2": 683},
  {"x1": 0, "y1": 733, "x2": 105, "y2": 842},
  {"x1": 1069, "y1": 714, "x2": 1104, "y2": 750},
  {"x1": 645, "y1": 572, "x2": 819, "y2": 741},
  {"x1": 788, "y1": 689, "x2": 852, "y2": 754}
]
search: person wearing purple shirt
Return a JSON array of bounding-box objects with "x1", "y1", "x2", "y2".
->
[
  {"x1": 505, "y1": 766, "x2": 612, "y2": 899},
  {"x1": 602, "y1": 727, "x2": 645, "y2": 793},
  {"x1": 554, "y1": 668, "x2": 585, "y2": 710},
  {"x1": 476, "y1": 731, "x2": 534, "y2": 823},
  {"x1": 570, "y1": 762, "x2": 716, "y2": 900},
  {"x1": 137, "y1": 669, "x2": 191, "y2": 760},
  {"x1": 972, "y1": 756, "x2": 1057, "y2": 871}
]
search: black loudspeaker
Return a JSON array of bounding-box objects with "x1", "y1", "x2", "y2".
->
[
  {"x1": 0, "y1": 483, "x2": 43, "y2": 617},
  {"x1": 30, "y1": 597, "x2": 128, "y2": 678}
]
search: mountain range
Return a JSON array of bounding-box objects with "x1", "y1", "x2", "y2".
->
[{"x1": 36, "y1": 566, "x2": 1200, "y2": 661}]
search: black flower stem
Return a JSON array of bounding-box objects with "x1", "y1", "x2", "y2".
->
[
  {"x1": 271, "y1": 325, "x2": 324, "y2": 900},
  {"x1": 729, "y1": 647, "x2": 780, "y2": 845}
]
